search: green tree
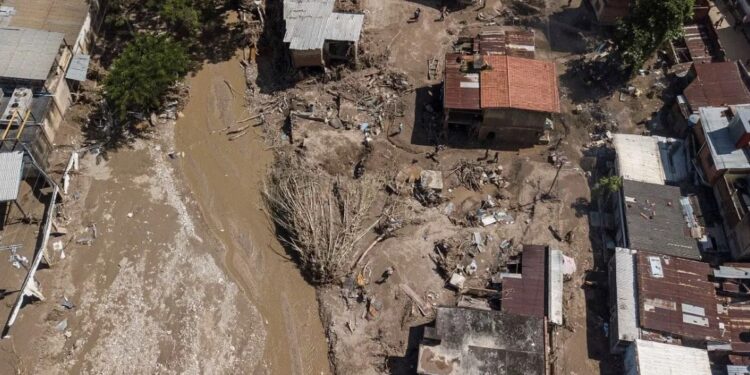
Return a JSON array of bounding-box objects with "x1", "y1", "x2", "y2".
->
[
  {"x1": 617, "y1": 0, "x2": 694, "y2": 71},
  {"x1": 161, "y1": 0, "x2": 201, "y2": 37},
  {"x1": 592, "y1": 176, "x2": 623, "y2": 199},
  {"x1": 104, "y1": 34, "x2": 189, "y2": 118}
]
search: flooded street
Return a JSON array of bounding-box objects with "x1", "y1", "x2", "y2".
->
[{"x1": 175, "y1": 53, "x2": 331, "y2": 374}]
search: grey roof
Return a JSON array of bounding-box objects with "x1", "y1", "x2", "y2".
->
[
  {"x1": 612, "y1": 248, "x2": 638, "y2": 344},
  {"x1": 325, "y1": 13, "x2": 364, "y2": 42},
  {"x1": 548, "y1": 249, "x2": 564, "y2": 325},
  {"x1": 728, "y1": 365, "x2": 750, "y2": 375},
  {"x1": 417, "y1": 307, "x2": 544, "y2": 375},
  {"x1": 0, "y1": 151, "x2": 24, "y2": 202},
  {"x1": 0, "y1": 28, "x2": 63, "y2": 81},
  {"x1": 283, "y1": 0, "x2": 334, "y2": 20},
  {"x1": 700, "y1": 106, "x2": 750, "y2": 171},
  {"x1": 65, "y1": 53, "x2": 89, "y2": 81},
  {"x1": 630, "y1": 340, "x2": 711, "y2": 375},
  {"x1": 283, "y1": 0, "x2": 363, "y2": 50},
  {"x1": 621, "y1": 179, "x2": 701, "y2": 260},
  {"x1": 613, "y1": 134, "x2": 688, "y2": 185}
]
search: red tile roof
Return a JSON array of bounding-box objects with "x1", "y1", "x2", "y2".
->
[
  {"x1": 480, "y1": 55, "x2": 560, "y2": 113},
  {"x1": 443, "y1": 53, "x2": 481, "y2": 110},
  {"x1": 684, "y1": 62, "x2": 750, "y2": 110}
]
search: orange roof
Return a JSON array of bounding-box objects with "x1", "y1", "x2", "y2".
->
[{"x1": 480, "y1": 55, "x2": 560, "y2": 113}]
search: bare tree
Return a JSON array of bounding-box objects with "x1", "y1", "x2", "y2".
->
[{"x1": 263, "y1": 161, "x2": 381, "y2": 283}]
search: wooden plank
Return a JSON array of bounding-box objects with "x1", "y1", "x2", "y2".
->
[{"x1": 399, "y1": 283, "x2": 431, "y2": 316}]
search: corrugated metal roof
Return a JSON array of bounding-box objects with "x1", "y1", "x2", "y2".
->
[
  {"x1": 728, "y1": 365, "x2": 750, "y2": 375},
  {"x1": 283, "y1": 0, "x2": 362, "y2": 51},
  {"x1": 443, "y1": 53, "x2": 481, "y2": 110},
  {"x1": 3, "y1": 0, "x2": 89, "y2": 47},
  {"x1": 636, "y1": 251, "x2": 721, "y2": 340},
  {"x1": 633, "y1": 340, "x2": 711, "y2": 375},
  {"x1": 65, "y1": 53, "x2": 89, "y2": 81},
  {"x1": 477, "y1": 29, "x2": 535, "y2": 58},
  {"x1": 0, "y1": 151, "x2": 24, "y2": 202},
  {"x1": 502, "y1": 245, "x2": 545, "y2": 318},
  {"x1": 0, "y1": 28, "x2": 63, "y2": 81},
  {"x1": 622, "y1": 179, "x2": 701, "y2": 260},
  {"x1": 283, "y1": 0, "x2": 334, "y2": 20},
  {"x1": 548, "y1": 249, "x2": 563, "y2": 325},
  {"x1": 681, "y1": 21, "x2": 722, "y2": 64},
  {"x1": 284, "y1": 16, "x2": 328, "y2": 50},
  {"x1": 699, "y1": 105, "x2": 750, "y2": 171},
  {"x1": 325, "y1": 13, "x2": 363, "y2": 42},
  {"x1": 613, "y1": 247, "x2": 638, "y2": 343},
  {"x1": 684, "y1": 62, "x2": 750, "y2": 110}
]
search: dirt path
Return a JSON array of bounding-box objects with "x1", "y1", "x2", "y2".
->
[{"x1": 174, "y1": 53, "x2": 331, "y2": 374}]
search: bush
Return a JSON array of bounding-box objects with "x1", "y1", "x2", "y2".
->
[{"x1": 104, "y1": 34, "x2": 189, "y2": 118}]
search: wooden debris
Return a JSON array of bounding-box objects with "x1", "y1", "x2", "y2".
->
[{"x1": 399, "y1": 283, "x2": 432, "y2": 316}]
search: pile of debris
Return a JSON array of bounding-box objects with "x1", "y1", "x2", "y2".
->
[{"x1": 450, "y1": 160, "x2": 507, "y2": 191}]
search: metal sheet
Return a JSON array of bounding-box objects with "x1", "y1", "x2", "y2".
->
[
  {"x1": 613, "y1": 248, "x2": 638, "y2": 342},
  {"x1": 548, "y1": 249, "x2": 563, "y2": 325},
  {"x1": 0, "y1": 151, "x2": 23, "y2": 202},
  {"x1": 633, "y1": 340, "x2": 711, "y2": 375},
  {"x1": 65, "y1": 53, "x2": 89, "y2": 81},
  {"x1": 684, "y1": 62, "x2": 750, "y2": 110},
  {"x1": 0, "y1": 28, "x2": 64, "y2": 81},
  {"x1": 637, "y1": 251, "x2": 721, "y2": 340},
  {"x1": 502, "y1": 245, "x2": 545, "y2": 318}
]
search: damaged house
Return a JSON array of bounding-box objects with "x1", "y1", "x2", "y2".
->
[
  {"x1": 443, "y1": 29, "x2": 560, "y2": 145},
  {"x1": 283, "y1": 0, "x2": 364, "y2": 68}
]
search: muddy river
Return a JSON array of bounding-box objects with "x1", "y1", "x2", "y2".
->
[{"x1": 175, "y1": 53, "x2": 331, "y2": 374}]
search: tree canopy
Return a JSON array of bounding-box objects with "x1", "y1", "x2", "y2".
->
[
  {"x1": 104, "y1": 34, "x2": 189, "y2": 118},
  {"x1": 617, "y1": 0, "x2": 695, "y2": 71}
]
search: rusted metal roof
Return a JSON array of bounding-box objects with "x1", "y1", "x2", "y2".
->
[
  {"x1": 478, "y1": 29, "x2": 535, "y2": 58},
  {"x1": 724, "y1": 301, "x2": 750, "y2": 353},
  {"x1": 502, "y1": 245, "x2": 545, "y2": 318},
  {"x1": 443, "y1": 53, "x2": 481, "y2": 110},
  {"x1": 682, "y1": 21, "x2": 723, "y2": 64},
  {"x1": 3, "y1": 0, "x2": 88, "y2": 47},
  {"x1": 636, "y1": 251, "x2": 722, "y2": 340},
  {"x1": 480, "y1": 55, "x2": 560, "y2": 113},
  {"x1": 684, "y1": 62, "x2": 750, "y2": 111}
]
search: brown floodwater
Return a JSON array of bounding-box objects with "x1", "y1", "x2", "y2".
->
[{"x1": 174, "y1": 52, "x2": 331, "y2": 374}]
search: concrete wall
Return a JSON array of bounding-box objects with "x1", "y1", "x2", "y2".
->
[{"x1": 480, "y1": 108, "x2": 547, "y2": 142}]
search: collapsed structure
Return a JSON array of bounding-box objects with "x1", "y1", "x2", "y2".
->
[
  {"x1": 443, "y1": 29, "x2": 560, "y2": 145},
  {"x1": 282, "y1": 0, "x2": 364, "y2": 68}
]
